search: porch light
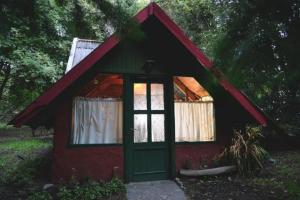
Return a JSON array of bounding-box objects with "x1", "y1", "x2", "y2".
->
[
  {"x1": 93, "y1": 79, "x2": 99, "y2": 85},
  {"x1": 143, "y1": 59, "x2": 155, "y2": 73}
]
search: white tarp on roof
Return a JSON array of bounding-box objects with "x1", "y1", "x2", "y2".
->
[{"x1": 65, "y1": 38, "x2": 100, "y2": 73}]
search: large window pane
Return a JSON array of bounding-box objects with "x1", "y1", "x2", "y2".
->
[
  {"x1": 174, "y1": 76, "x2": 216, "y2": 142},
  {"x1": 72, "y1": 97, "x2": 123, "y2": 144},
  {"x1": 151, "y1": 114, "x2": 165, "y2": 142},
  {"x1": 151, "y1": 84, "x2": 164, "y2": 110},
  {"x1": 134, "y1": 114, "x2": 148, "y2": 143},
  {"x1": 134, "y1": 83, "x2": 147, "y2": 110},
  {"x1": 71, "y1": 74, "x2": 124, "y2": 145}
]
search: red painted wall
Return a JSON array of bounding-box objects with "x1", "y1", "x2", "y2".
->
[
  {"x1": 52, "y1": 93, "x2": 232, "y2": 182},
  {"x1": 175, "y1": 143, "x2": 224, "y2": 171},
  {"x1": 175, "y1": 125, "x2": 232, "y2": 171},
  {"x1": 52, "y1": 99, "x2": 124, "y2": 183}
]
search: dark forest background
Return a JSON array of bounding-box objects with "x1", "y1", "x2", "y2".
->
[{"x1": 0, "y1": 0, "x2": 299, "y2": 134}]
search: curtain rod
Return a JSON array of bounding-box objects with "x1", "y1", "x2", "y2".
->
[
  {"x1": 75, "y1": 97, "x2": 122, "y2": 101},
  {"x1": 174, "y1": 100, "x2": 213, "y2": 103}
]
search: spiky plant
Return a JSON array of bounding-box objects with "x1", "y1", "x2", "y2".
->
[{"x1": 220, "y1": 126, "x2": 268, "y2": 176}]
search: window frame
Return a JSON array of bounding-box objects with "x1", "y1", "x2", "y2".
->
[
  {"x1": 173, "y1": 76, "x2": 217, "y2": 144},
  {"x1": 68, "y1": 73, "x2": 124, "y2": 147},
  {"x1": 132, "y1": 79, "x2": 168, "y2": 144}
]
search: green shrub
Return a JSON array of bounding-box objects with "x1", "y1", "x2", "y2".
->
[
  {"x1": 104, "y1": 177, "x2": 126, "y2": 196},
  {"x1": 286, "y1": 182, "x2": 300, "y2": 200},
  {"x1": 218, "y1": 126, "x2": 268, "y2": 176},
  {"x1": 1, "y1": 160, "x2": 35, "y2": 187},
  {"x1": 0, "y1": 156, "x2": 50, "y2": 187},
  {"x1": 57, "y1": 177, "x2": 125, "y2": 200},
  {"x1": 75, "y1": 181, "x2": 104, "y2": 199},
  {"x1": 27, "y1": 191, "x2": 53, "y2": 200},
  {"x1": 57, "y1": 186, "x2": 74, "y2": 200}
]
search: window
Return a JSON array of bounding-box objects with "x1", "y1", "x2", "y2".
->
[
  {"x1": 174, "y1": 76, "x2": 215, "y2": 142},
  {"x1": 133, "y1": 82, "x2": 166, "y2": 143},
  {"x1": 71, "y1": 74, "x2": 123, "y2": 144}
]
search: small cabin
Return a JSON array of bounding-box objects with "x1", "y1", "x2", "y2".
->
[{"x1": 10, "y1": 3, "x2": 268, "y2": 182}]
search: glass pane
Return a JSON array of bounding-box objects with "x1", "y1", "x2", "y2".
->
[
  {"x1": 134, "y1": 114, "x2": 148, "y2": 143},
  {"x1": 174, "y1": 102, "x2": 216, "y2": 142},
  {"x1": 134, "y1": 83, "x2": 147, "y2": 110},
  {"x1": 151, "y1": 84, "x2": 164, "y2": 110},
  {"x1": 151, "y1": 114, "x2": 165, "y2": 142}
]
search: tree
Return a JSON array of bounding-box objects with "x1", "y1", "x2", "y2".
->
[
  {"x1": 157, "y1": 0, "x2": 300, "y2": 133},
  {"x1": 1, "y1": 0, "x2": 299, "y2": 133},
  {"x1": 212, "y1": 0, "x2": 300, "y2": 133},
  {"x1": 0, "y1": 0, "x2": 144, "y2": 121}
]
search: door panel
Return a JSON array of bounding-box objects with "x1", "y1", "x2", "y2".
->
[
  {"x1": 133, "y1": 148, "x2": 167, "y2": 173},
  {"x1": 126, "y1": 77, "x2": 170, "y2": 181}
]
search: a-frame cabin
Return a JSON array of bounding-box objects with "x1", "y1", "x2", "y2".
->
[{"x1": 10, "y1": 3, "x2": 268, "y2": 182}]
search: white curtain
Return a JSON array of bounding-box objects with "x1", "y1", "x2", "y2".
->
[
  {"x1": 72, "y1": 97, "x2": 123, "y2": 144},
  {"x1": 175, "y1": 102, "x2": 215, "y2": 142}
]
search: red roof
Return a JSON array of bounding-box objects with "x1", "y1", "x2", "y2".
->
[{"x1": 10, "y1": 2, "x2": 268, "y2": 127}]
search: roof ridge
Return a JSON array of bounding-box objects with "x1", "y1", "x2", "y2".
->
[{"x1": 76, "y1": 38, "x2": 101, "y2": 43}]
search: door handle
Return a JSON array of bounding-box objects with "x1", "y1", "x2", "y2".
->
[{"x1": 129, "y1": 128, "x2": 136, "y2": 134}]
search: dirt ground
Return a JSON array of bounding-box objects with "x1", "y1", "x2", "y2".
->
[{"x1": 181, "y1": 151, "x2": 300, "y2": 200}]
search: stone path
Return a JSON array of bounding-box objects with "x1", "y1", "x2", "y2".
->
[{"x1": 126, "y1": 180, "x2": 187, "y2": 200}]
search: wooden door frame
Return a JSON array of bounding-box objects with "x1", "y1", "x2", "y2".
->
[{"x1": 123, "y1": 74, "x2": 176, "y2": 182}]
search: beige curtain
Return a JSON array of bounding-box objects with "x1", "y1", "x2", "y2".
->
[
  {"x1": 175, "y1": 102, "x2": 215, "y2": 142},
  {"x1": 72, "y1": 97, "x2": 123, "y2": 144}
]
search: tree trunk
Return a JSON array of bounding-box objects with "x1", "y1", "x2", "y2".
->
[
  {"x1": 0, "y1": 64, "x2": 11, "y2": 101},
  {"x1": 31, "y1": 128, "x2": 36, "y2": 137}
]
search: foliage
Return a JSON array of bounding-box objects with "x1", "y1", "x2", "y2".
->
[
  {"x1": 0, "y1": 122, "x2": 13, "y2": 129},
  {"x1": 1, "y1": 163, "x2": 34, "y2": 187},
  {"x1": 0, "y1": 137, "x2": 52, "y2": 187},
  {"x1": 218, "y1": 126, "x2": 268, "y2": 176},
  {"x1": 104, "y1": 177, "x2": 126, "y2": 195},
  {"x1": 211, "y1": 0, "x2": 300, "y2": 133},
  {"x1": 1, "y1": 0, "x2": 300, "y2": 134},
  {"x1": 286, "y1": 181, "x2": 300, "y2": 200},
  {"x1": 0, "y1": 0, "x2": 144, "y2": 122},
  {"x1": 252, "y1": 179, "x2": 300, "y2": 200},
  {"x1": 157, "y1": 0, "x2": 300, "y2": 134},
  {"x1": 252, "y1": 177, "x2": 284, "y2": 190},
  {"x1": 57, "y1": 177, "x2": 126, "y2": 200},
  {"x1": 27, "y1": 191, "x2": 53, "y2": 200},
  {"x1": 0, "y1": 138, "x2": 51, "y2": 152},
  {"x1": 0, "y1": 156, "x2": 50, "y2": 187},
  {"x1": 158, "y1": 0, "x2": 219, "y2": 58}
]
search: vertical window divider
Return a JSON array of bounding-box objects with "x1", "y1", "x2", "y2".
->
[{"x1": 147, "y1": 81, "x2": 152, "y2": 143}]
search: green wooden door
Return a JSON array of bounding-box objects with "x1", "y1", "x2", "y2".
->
[{"x1": 124, "y1": 76, "x2": 171, "y2": 182}]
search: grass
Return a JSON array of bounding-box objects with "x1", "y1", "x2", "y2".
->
[
  {"x1": 0, "y1": 122, "x2": 13, "y2": 129},
  {"x1": 0, "y1": 138, "x2": 52, "y2": 167},
  {"x1": 0, "y1": 138, "x2": 51, "y2": 151},
  {"x1": 0, "y1": 138, "x2": 51, "y2": 152},
  {"x1": 0, "y1": 136, "x2": 53, "y2": 199},
  {"x1": 251, "y1": 151, "x2": 300, "y2": 200},
  {"x1": 0, "y1": 135, "x2": 126, "y2": 200}
]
